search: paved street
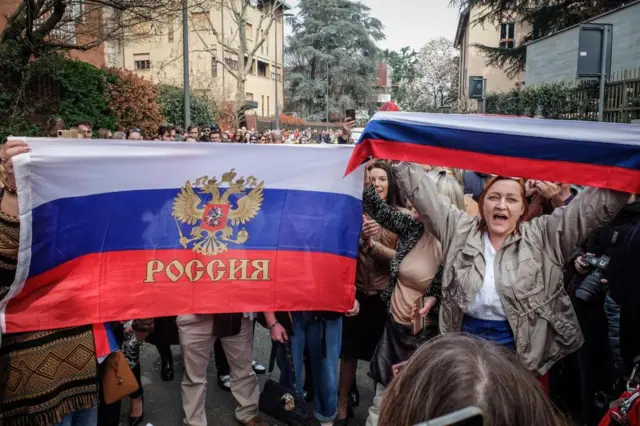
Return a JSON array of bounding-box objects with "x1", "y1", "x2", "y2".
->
[{"x1": 133, "y1": 326, "x2": 374, "y2": 425}]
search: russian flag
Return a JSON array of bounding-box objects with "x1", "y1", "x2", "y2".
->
[
  {"x1": 1, "y1": 139, "x2": 362, "y2": 334},
  {"x1": 346, "y1": 112, "x2": 640, "y2": 193}
]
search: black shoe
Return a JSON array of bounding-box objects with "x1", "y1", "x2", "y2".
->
[
  {"x1": 161, "y1": 356, "x2": 174, "y2": 382},
  {"x1": 129, "y1": 414, "x2": 144, "y2": 426}
]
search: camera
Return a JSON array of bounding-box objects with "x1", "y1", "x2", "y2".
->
[{"x1": 575, "y1": 253, "x2": 610, "y2": 302}]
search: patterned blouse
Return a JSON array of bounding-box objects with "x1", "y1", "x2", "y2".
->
[{"x1": 362, "y1": 186, "x2": 443, "y2": 324}]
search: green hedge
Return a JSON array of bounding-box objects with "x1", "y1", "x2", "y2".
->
[
  {"x1": 157, "y1": 84, "x2": 214, "y2": 128},
  {"x1": 52, "y1": 58, "x2": 117, "y2": 131},
  {"x1": 485, "y1": 81, "x2": 599, "y2": 120}
]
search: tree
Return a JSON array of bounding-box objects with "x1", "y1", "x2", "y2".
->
[
  {"x1": 450, "y1": 0, "x2": 628, "y2": 77},
  {"x1": 381, "y1": 46, "x2": 418, "y2": 104},
  {"x1": 0, "y1": 0, "x2": 188, "y2": 64},
  {"x1": 284, "y1": 0, "x2": 385, "y2": 121},
  {"x1": 188, "y1": 0, "x2": 287, "y2": 117},
  {"x1": 398, "y1": 37, "x2": 459, "y2": 112},
  {"x1": 381, "y1": 47, "x2": 418, "y2": 84}
]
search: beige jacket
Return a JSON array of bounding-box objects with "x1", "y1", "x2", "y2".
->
[{"x1": 396, "y1": 163, "x2": 629, "y2": 375}]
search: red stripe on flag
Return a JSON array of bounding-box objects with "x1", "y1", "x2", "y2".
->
[
  {"x1": 5, "y1": 249, "x2": 356, "y2": 333},
  {"x1": 348, "y1": 139, "x2": 640, "y2": 193}
]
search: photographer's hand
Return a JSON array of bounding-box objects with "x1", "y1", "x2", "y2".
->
[{"x1": 575, "y1": 255, "x2": 588, "y2": 274}]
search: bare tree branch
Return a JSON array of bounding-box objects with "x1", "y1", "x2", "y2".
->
[{"x1": 0, "y1": 1, "x2": 26, "y2": 43}]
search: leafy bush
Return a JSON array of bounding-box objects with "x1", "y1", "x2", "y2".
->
[
  {"x1": 215, "y1": 100, "x2": 239, "y2": 132},
  {"x1": 0, "y1": 47, "x2": 117, "y2": 140},
  {"x1": 157, "y1": 84, "x2": 214, "y2": 128},
  {"x1": 51, "y1": 57, "x2": 117, "y2": 130},
  {"x1": 485, "y1": 81, "x2": 599, "y2": 120},
  {"x1": 106, "y1": 68, "x2": 165, "y2": 137}
]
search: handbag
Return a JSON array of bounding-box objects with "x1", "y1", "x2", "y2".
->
[
  {"x1": 102, "y1": 351, "x2": 140, "y2": 404},
  {"x1": 258, "y1": 342, "x2": 318, "y2": 426},
  {"x1": 599, "y1": 360, "x2": 640, "y2": 426}
]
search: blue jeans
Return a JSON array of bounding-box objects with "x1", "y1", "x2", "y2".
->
[
  {"x1": 290, "y1": 312, "x2": 342, "y2": 422},
  {"x1": 54, "y1": 408, "x2": 97, "y2": 426},
  {"x1": 462, "y1": 315, "x2": 515, "y2": 350}
]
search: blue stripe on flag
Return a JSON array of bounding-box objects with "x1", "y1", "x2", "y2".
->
[
  {"x1": 360, "y1": 119, "x2": 640, "y2": 170},
  {"x1": 29, "y1": 188, "x2": 362, "y2": 277}
]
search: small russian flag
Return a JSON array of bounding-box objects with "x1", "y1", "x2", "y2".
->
[{"x1": 93, "y1": 323, "x2": 119, "y2": 363}]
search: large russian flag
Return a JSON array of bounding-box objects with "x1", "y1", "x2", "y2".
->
[
  {"x1": 1, "y1": 139, "x2": 362, "y2": 334},
  {"x1": 346, "y1": 112, "x2": 640, "y2": 193}
]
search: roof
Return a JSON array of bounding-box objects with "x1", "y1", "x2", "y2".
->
[
  {"x1": 454, "y1": 7, "x2": 470, "y2": 49},
  {"x1": 527, "y1": 0, "x2": 640, "y2": 46}
]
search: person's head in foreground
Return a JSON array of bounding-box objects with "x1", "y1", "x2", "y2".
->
[{"x1": 378, "y1": 334, "x2": 566, "y2": 426}]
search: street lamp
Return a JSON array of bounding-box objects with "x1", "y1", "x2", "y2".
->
[
  {"x1": 274, "y1": 11, "x2": 294, "y2": 130},
  {"x1": 182, "y1": 0, "x2": 190, "y2": 128}
]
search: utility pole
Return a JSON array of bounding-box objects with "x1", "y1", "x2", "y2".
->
[
  {"x1": 182, "y1": 0, "x2": 191, "y2": 127},
  {"x1": 274, "y1": 16, "x2": 279, "y2": 130},
  {"x1": 326, "y1": 62, "x2": 330, "y2": 131},
  {"x1": 597, "y1": 26, "x2": 610, "y2": 122}
]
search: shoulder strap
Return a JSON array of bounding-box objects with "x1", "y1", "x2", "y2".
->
[
  {"x1": 267, "y1": 342, "x2": 297, "y2": 389},
  {"x1": 267, "y1": 342, "x2": 278, "y2": 376}
]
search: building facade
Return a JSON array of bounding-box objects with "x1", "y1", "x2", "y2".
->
[
  {"x1": 454, "y1": 6, "x2": 528, "y2": 111},
  {"x1": 526, "y1": 1, "x2": 640, "y2": 85},
  {"x1": 105, "y1": 1, "x2": 286, "y2": 122},
  {"x1": 0, "y1": 0, "x2": 105, "y2": 67}
]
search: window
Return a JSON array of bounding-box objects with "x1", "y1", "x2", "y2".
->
[
  {"x1": 257, "y1": 60, "x2": 269, "y2": 78},
  {"x1": 261, "y1": 95, "x2": 265, "y2": 116},
  {"x1": 272, "y1": 66, "x2": 282, "y2": 81},
  {"x1": 224, "y1": 54, "x2": 239, "y2": 70},
  {"x1": 499, "y1": 23, "x2": 515, "y2": 49},
  {"x1": 168, "y1": 16, "x2": 175, "y2": 42},
  {"x1": 267, "y1": 96, "x2": 270, "y2": 116},
  {"x1": 246, "y1": 23, "x2": 253, "y2": 40},
  {"x1": 71, "y1": 0, "x2": 85, "y2": 23},
  {"x1": 246, "y1": 93, "x2": 254, "y2": 101},
  {"x1": 134, "y1": 53, "x2": 151, "y2": 70},
  {"x1": 191, "y1": 12, "x2": 209, "y2": 31},
  {"x1": 211, "y1": 56, "x2": 218, "y2": 78}
]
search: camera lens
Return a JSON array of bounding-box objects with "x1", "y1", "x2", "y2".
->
[{"x1": 576, "y1": 270, "x2": 605, "y2": 302}]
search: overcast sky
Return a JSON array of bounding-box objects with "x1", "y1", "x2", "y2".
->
[{"x1": 285, "y1": 0, "x2": 461, "y2": 51}]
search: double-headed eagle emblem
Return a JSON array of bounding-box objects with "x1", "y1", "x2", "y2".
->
[{"x1": 172, "y1": 169, "x2": 264, "y2": 255}]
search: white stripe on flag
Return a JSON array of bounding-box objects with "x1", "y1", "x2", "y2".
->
[
  {"x1": 23, "y1": 138, "x2": 362, "y2": 210},
  {"x1": 368, "y1": 112, "x2": 640, "y2": 147}
]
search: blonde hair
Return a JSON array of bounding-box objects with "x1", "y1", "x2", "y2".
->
[
  {"x1": 427, "y1": 170, "x2": 465, "y2": 210},
  {"x1": 379, "y1": 334, "x2": 567, "y2": 426},
  {"x1": 97, "y1": 128, "x2": 112, "y2": 139}
]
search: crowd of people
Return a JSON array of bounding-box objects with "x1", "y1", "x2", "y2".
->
[
  {"x1": 42, "y1": 117, "x2": 352, "y2": 145},
  {"x1": 0, "y1": 114, "x2": 639, "y2": 426}
]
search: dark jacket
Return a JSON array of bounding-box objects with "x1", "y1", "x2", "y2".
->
[{"x1": 462, "y1": 171, "x2": 489, "y2": 201}]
